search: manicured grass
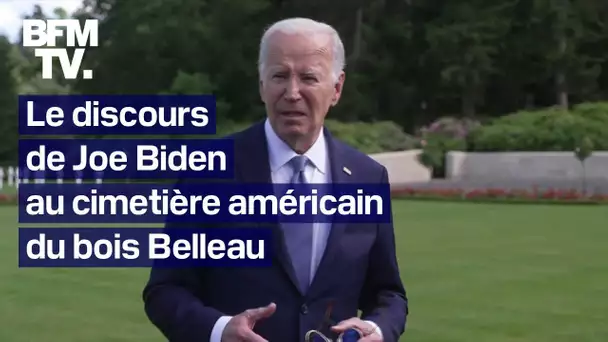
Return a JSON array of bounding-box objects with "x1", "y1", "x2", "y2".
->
[{"x1": 1, "y1": 201, "x2": 607, "y2": 341}]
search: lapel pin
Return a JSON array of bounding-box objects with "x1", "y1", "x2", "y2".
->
[{"x1": 343, "y1": 167, "x2": 351, "y2": 175}]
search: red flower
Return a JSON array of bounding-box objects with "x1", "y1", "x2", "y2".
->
[{"x1": 390, "y1": 186, "x2": 607, "y2": 203}]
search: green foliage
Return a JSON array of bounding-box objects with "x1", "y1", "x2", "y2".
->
[
  {"x1": 162, "y1": 70, "x2": 232, "y2": 127},
  {"x1": 418, "y1": 133, "x2": 466, "y2": 176},
  {"x1": 467, "y1": 103, "x2": 608, "y2": 151},
  {"x1": 418, "y1": 135, "x2": 466, "y2": 177},
  {"x1": 0, "y1": 36, "x2": 18, "y2": 165},
  {"x1": 418, "y1": 116, "x2": 481, "y2": 139},
  {"x1": 575, "y1": 136, "x2": 594, "y2": 162},
  {"x1": 215, "y1": 121, "x2": 253, "y2": 137},
  {"x1": 416, "y1": 117, "x2": 475, "y2": 177},
  {"x1": 325, "y1": 120, "x2": 418, "y2": 154},
  {"x1": 6, "y1": 0, "x2": 608, "y2": 136},
  {"x1": 572, "y1": 102, "x2": 608, "y2": 123},
  {"x1": 4, "y1": 0, "x2": 608, "y2": 164}
]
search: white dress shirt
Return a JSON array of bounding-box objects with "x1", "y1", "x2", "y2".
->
[{"x1": 209, "y1": 119, "x2": 382, "y2": 341}]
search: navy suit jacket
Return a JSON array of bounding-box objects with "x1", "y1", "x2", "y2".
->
[{"x1": 142, "y1": 121, "x2": 408, "y2": 342}]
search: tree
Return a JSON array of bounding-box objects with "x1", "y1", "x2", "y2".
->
[
  {"x1": 0, "y1": 35, "x2": 19, "y2": 165},
  {"x1": 424, "y1": 1, "x2": 515, "y2": 117}
]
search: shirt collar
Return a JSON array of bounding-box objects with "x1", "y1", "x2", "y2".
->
[{"x1": 264, "y1": 118, "x2": 327, "y2": 174}]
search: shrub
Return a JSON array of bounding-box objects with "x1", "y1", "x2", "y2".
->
[
  {"x1": 467, "y1": 103, "x2": 608, "y2": 151},
  {"x1": 325, "y1": 120, "x2": 417, "y2": 154},
  {"x1": 416, "y1": 117, "x2": 477, "y2": 177},
  {"x1": 418, "y1": 116, "x2": 481, "y2": 139},
  {"x1": 215, "y1": 120, "x2": 252, "y2": 137},
  {"x1": 572, "y1": 101, "x2": 608, "y2": 123}
]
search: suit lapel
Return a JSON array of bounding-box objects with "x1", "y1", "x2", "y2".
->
[
  {"x1": 308, "y1": 128, "x2": 354, "y2": 296},
  {"x1": 233, "y1": 121, "x2": 301, "y2": 294}
]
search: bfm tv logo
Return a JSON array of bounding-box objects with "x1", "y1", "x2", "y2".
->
[{"x1": 22, "y1": 19, "x2": 98, "y2": 80}]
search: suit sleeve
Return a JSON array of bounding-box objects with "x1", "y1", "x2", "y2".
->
[
  {"x1": 142, "y1": 180, "x2": 226, "y2": 342},
  {"x1": 358, "y1": 166, "x2": 409, "y2": 342}
]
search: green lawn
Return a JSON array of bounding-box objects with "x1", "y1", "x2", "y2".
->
[{"x1": 1, "y1": 200, "x2": 607, "y2": 341}]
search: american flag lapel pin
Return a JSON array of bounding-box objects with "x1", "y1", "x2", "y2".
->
[{"x1": 343, "y1": 167, "x2": 351, "y2": 175}]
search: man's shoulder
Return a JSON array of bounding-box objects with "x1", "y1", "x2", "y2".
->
[
  {"x1": 221, "y1": 121, "x2": 268, "y2": 151},
  {"x1": 329, "y1": 134, "x2": 387, "y2": 177}
]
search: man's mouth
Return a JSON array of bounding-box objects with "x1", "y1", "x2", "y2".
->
[{"x1": 280, "y1": 111, "x2": 306, "y2": 117}]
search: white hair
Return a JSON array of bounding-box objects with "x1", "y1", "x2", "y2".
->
[{"x1": 258, "y1": 17, "x2": 345, "y2": 83}]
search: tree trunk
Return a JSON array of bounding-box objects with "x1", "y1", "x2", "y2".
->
[
  {"x1": 555, "y1": 0, "x2": 569, "y2": 110},
  {"x1": 350, "y1": 6, "x2": 363, "y2": 68},
  {"x1": 462, "y1": 85, "x2": 477, "y2": 117},
  {"x1": 556, "y1": 64, "x2": 569, "y2": 109}
]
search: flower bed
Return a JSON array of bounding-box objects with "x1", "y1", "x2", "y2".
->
[
  {"x1": 2, "y1": 188, "x2": 607, "y2": 207},
  {"x1": 391, "y1": 187, "x2": 608, "y2": 204},
  {"x1": 0, "y1": 193, "x2": 17, "y2": 205}
]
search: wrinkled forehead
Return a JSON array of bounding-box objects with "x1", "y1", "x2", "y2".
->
[{"x1": 263, "y1": 31, "x2": 334, "y2": 71}]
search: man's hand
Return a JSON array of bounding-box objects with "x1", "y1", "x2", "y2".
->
[
  {"x1": 331, "y1": 317, "x2": 382, "y2": 342},
  {"x1": 221, "y1": 302, "x2": 277, "y2": 342}
]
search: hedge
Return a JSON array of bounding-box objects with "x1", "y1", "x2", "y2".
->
[
  {"x1": 466, "y1": 103, "x2": 608, "y2": 152},
  {"x1": 416, "y1": 102, "x2": 608, "y2": 177}
]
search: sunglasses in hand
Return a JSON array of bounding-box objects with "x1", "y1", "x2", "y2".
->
[
  {"x1": 305, "y1": 328, "x2": 362, "y2": 342},
  {"x1": 304, "y1": 301, "x2": 364, "y2": 342}
]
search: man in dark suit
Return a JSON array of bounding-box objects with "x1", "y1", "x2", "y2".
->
[{"x1": 142, "y1": 17, "x2": 408, "y2": 342}]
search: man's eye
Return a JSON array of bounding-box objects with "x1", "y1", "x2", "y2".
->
[{"x1": 272, "y1": 74, "x2": 286, "y2": 79}]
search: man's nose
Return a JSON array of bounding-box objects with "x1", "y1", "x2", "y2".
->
[{"x1": 283, "y1": 78, "x2": 302, "y2": 101}]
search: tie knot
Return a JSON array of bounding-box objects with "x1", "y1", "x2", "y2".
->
[{"x1": 289, "y1": 155, "x2": 308, "y2": 173}]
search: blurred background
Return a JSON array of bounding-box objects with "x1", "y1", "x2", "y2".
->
[{"x1": 1, "y1": 0, "x2": 607, "y2": 341}]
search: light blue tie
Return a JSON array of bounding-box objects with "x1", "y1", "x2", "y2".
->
[{"x1": 283, "y1": 155, "x2": 314, "y2": 292}]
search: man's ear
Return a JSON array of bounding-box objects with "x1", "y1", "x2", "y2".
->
[
  {"x1": 331, "y1": 72, "x2": 346, "y2": 106},
  {"x1": 259, "y1": 80, "x2": 265, "y2": 103}
]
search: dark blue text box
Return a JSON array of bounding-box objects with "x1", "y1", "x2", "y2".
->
[
  {"x1": 19, "y1": 227, "x2": 272, "y2": 267},
  {"x1": 18, "y1": 183, "x2": 392, "y2": 224},
  {"x1": 19, "y1": 95, "x2": 216, "y2": 135},
  {"x1": 18, "y1": 138, "x2": 234, "y2": 180}
]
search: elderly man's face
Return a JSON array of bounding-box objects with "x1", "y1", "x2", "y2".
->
[{"x1": 260, "y1": 32, "x2": 344, "y2": 149}]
